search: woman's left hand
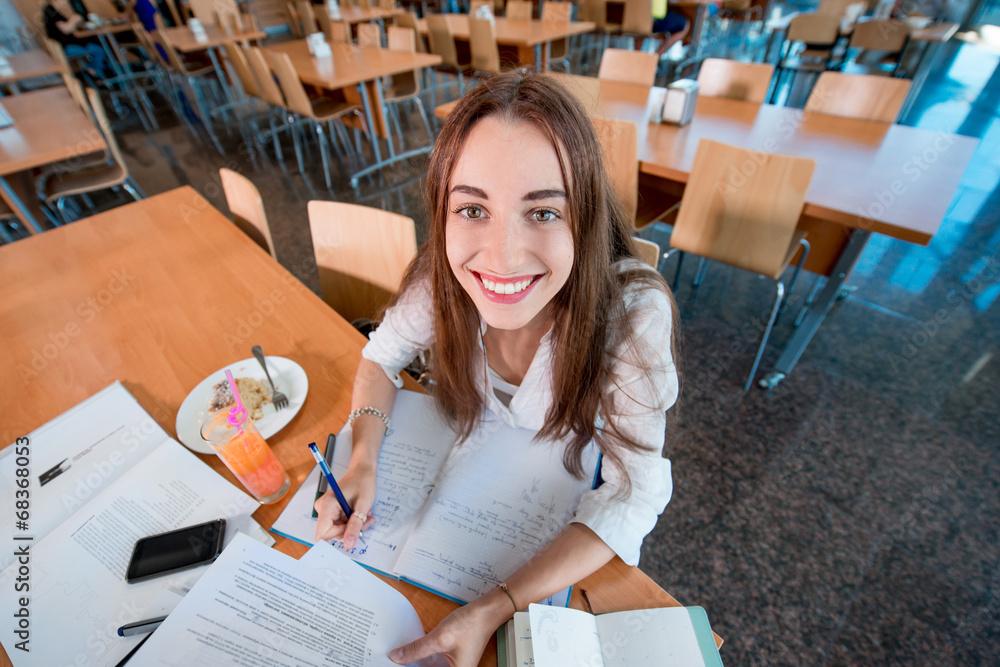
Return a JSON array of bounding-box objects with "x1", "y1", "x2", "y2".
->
[{"x1": 389, "y1": 592, "x2": 509, "y2": 667}]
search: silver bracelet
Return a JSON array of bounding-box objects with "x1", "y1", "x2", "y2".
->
[{"x1": 347, "y1": 406, "x2": 392, "y2": 435}]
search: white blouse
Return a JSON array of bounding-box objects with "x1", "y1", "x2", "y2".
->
[{"x1": 362, "y1": 261, "x2": 678, "y2": 566}]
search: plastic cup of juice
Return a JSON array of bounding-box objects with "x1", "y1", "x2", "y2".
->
[{"x1": 200, "y1": 409, "x2": 290, "y2": 504}]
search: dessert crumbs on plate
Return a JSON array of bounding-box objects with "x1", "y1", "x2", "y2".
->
[{"x1": 210, "y1": 377, "x2": 272, "y2": 420}]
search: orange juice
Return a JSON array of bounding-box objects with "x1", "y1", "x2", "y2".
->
[{"x1": 201, "y1": 409, "x2": 290, "y2": 504}]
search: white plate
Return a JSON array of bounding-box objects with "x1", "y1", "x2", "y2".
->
[{"x1": 175, "y1": 357, "x2": 308, "y2": 455}]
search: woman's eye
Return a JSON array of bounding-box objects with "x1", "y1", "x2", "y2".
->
[
  {"x1": 531, "y1": 209, "x2": 558, "y2": 222},
  {"x1": 458, "y1": 205, "x2": 483, "y2": 219}
]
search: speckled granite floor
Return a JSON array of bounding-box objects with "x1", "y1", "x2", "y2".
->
[{"x1": 6, "y1": 34, "x2": 997, "y2": 666}]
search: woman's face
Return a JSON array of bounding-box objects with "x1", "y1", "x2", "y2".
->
[{"x1": 445, "y1": 116, "x2": 575, "y2": 332}]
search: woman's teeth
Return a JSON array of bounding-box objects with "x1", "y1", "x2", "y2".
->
[{"x1": 482, "y1": 277, "x2": 534, "y2": 295}]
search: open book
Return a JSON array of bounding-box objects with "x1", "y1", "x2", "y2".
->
[
  {"x1": 272, "y1": 390, "x2": 600, "y2": 605},
  {"x1": 499, "y1": 603, "x2": 724, "y2": 667},
  {"x1": 0, "y1": 382, "x2": 267, "y2": 667}
]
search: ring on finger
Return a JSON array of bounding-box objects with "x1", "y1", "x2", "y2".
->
[{"x1": 351, "y1": 511, "x2": 367, "y2": 522}]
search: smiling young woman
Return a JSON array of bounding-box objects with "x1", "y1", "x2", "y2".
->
[{"x1": 314, "y1": 69, "x2": 681, "y2": 666}]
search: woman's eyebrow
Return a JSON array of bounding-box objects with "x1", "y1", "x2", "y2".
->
[
  {"x1": 524, "y1": 189, "x2": 567, "y2": 201},
  {"x1": 450, "y1": 185, "x2": 488, "y2": 199}
]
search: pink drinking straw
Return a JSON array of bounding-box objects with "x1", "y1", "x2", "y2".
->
[{"x1": 224, "y1": 369, "x2": 247, "y2": 434}]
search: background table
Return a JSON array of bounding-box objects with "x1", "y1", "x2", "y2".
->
[
  {"x1": 0, "y1": 86, "x2": 106, "y2": 235},
  {"x1": 0, "y1": 186, "x2": 718, "y2": 666},
  {"x1": 0, "y1": 50, "x2": 67, "y2": 91}
]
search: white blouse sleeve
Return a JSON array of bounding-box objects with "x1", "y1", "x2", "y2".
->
[
  {"x1": 571, "y1": 281, "x2": 678, "y2": 566},
  {"x1": 361, "y1": 278, "x2": 435, "y2": 375}
]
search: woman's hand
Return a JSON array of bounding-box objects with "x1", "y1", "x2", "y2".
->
[
  {"x1": 389, "y1": 590, "x2": 510, "y2": 667},
  {"x1": 313, "y1": 461, "x2": 376, "y2": 550}
]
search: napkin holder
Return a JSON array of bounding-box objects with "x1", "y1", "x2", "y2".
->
[
  {"x1": 307, "y1": 32, "x2": 330, "y2": 56},
  {"x1": 327, "y1": 0, "x2": 342, "y2": 19},
  {"x1": 661, "y1": 79, "x2": 699, "y2": 126},
  {"x1": 189, "y1": 18, "x2": 209, "y2": 43},
  {"x1": 0, "y1": 55, "x2": 12, "y2": 78}
]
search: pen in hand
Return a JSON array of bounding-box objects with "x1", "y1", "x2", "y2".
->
[
  {"x1": 312, "y1": 433, "x2": 337, "y2": 518},
  {"x1": 307, "y1": 442, "x2": 367, "y2": 546}
]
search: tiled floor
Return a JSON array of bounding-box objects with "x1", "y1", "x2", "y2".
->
[{"x1": 7, "y1": 33, "x2": 998, "y2": 666}]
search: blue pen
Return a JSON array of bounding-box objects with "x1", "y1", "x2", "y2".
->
[{"x1": 307, "y1": 442, "x2": 367, "y2": 546}]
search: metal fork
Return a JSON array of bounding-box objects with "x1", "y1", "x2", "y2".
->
[{"x1": 251, "y1": 345, "x2": 289, "y2": 410}]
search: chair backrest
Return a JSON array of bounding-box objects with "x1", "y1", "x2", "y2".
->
[
  {"x1": 598, "y1": 48, "x2": 657, "y2": 86},
  {"x1": 83, "y1": 0, "x2": 118, "y2": 18},
  {"x1": 816, "y1": 0, "x2": 857, "y2": 18},
  {"x1": 633, "y1": 237, "x2": 662, "y2": 269},
  {"x1": 427, "y1": 14, "x2": 461, "y2": 68},
  {"x1": 246, "y1": 46, "x2": 287, "y2": 108},
  {"x1": 315, "y1": 4, "x2": 334, "y2": 41},
  {"x1": 591, "y1": 116, "x2": 638, "y2": 222},
  {"x1": 62, "y1": 73, "x2": 93, "y2": 117},
  {"x1": 162, "y1": 0, "x2": 184, "y2": 25},
  {"x1": 285, "y1": 0, "x2": 303, "y2": 37},
  {"x1": 805, "y1": 71, "x2": 911, "y2": 122},
  {"x1": 848, "y1": 19, "x2": 909, "y2": 52},
  {"x1": 224, "y1": 41, "x2": 258, "y2": 97},
  {"x1": 469, "y1": 16, "x2": 501, "y2": 73},
  {"x1": 506, "y1": 0, "x2": 532, "y2": 19},
  {"x1": 215, "y1": 8, "x2": 243, "y2": 33},
  {"x1": 153, "y1": 14, "x2": 192, "y2": 73},
  {"x1": 219, "y1": 168, "x2": 277, "y2": 259},
  {"x1": 588, "y1": 0, "x2": 614, "y2": 30},
  {"x1": 296, "y1": 0, "x2": 320, "y2": 34},
  {"x1": 308, "y1": 200, "x2": 418, "y2": 323},
  {"x1": 396, "y1": 11, "x2": 426, "y2": 51},
  {"x1": 387, "y1": 26, "x2": 421, "y2": 94},
  {"x1": 356, "y1": 22, "x2": 381, "y2": 47},
  {"x1": 697, "y1": 58, "x2": 775, "y2": 104},
  {"x1": 329, "y1": 20, "x2": 351, "y2": 42},
  {"x1": 264, "y1": 50, "x2": 313, "y2": 116},
  {"x1": 189, "y1": 0, "x2": 238, "y2": 25},
  {"x1": 671, "y1": 138, "x2": 815, "y2": 279},
  {"x1": 85, "y1": 87, "x2": 128, "y2": 172},
  {"x1": 621, "y1": 0, "x2": 652, "y2": 34},
  {"x1": 133, "y1": 22, "x2": 170, "y2": 69},
  {"x1": 786, "y1": 13, "x2": 840, "y2": 45},
  {"x1": 542, "y1": 1, "x2": 571, "y2": 22}
]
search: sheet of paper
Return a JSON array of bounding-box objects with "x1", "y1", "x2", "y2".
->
[
  {"x1": 133, "y1": 534, "x2": 437, "y2": 667},
  {"x1": 0, "y1": 381, "x2": 171, "y2": 569},
  {"x1": 270, "y1": 391, "x2": 456, "y2": 577},
  {"x1": 594, "y1": 607, "x2": 722, "y2": 667},
  {"x1": 527, "y1": 604, "x2": 603, "y2": 667},
  {"x1": 394, "y1": 411, "x2": 598, "y2": 603},
  {"x1": 0, "y1": 439, "x2": 259, "y2": 667}
]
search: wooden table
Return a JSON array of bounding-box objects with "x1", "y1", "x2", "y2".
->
[
  {"x1": 0, "y1": 50, "x2": 67, "y2": 90},
  {"x1": 159, "y1": 24, "x2": 268, "y2": 51},
  {"x1": 436, "y1": 73, "x2": 978, "y2": 387},
  {"x1": 0, "y1": 86, "x2": 105, "y2": 235},
  {"x1": 330, "y1": 5, "x2": 404, "y2": 24},
  {"x1": 0, "y1": 186, "x2": 719, "y2": 666},
  {"x1": 265, "y1": 40, "x2": 442, "y2": 186},
  {"x1": 417, "y1": 14, "x2": 595, "y2": 69}
]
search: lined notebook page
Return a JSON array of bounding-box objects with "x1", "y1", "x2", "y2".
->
[{"x1": 394, "y1": 411, "x2": 599, "y2": 603}]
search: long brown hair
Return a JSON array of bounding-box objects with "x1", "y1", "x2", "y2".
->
[{"x1": 394, "y1": 70, "x2": 678, "y2": 493}]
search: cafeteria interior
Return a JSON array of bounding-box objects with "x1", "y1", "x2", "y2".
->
[{"x1": 2, "y1": 0, "x2": 999, "y2": 663}]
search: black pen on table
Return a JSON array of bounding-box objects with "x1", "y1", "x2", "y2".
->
[
  {"x1": 113, "y1": 616, "x2": 165, "y2": 667},
  {"x1": 307, "y1": 441, "x2": 366, "y2": 546},
  {"x1": 312, "y1": 433, "x2": 337, "y2": 518}
]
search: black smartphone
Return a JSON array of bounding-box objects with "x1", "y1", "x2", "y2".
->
[{"x1": 125, "y1": 519, "x2": 227, "y2": 583}]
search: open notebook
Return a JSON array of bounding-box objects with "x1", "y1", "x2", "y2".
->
[{"x1": 272, "y1": 390, "x2": 601, "y2": 605}]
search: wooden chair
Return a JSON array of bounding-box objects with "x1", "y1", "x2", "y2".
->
[
  {"x1": 633, "y1": 237, "x2": 662, "y2": 270},
  {"x1": 285, "y1": 0, "x2": 303, "y2": 37},
  {"x1": 621, "y1": 0, "x2": 653, "y2": 37},
  {"x1": 772, "y1": 12, "x2": 841, "y2": 104},
  {"x1": 219, "y1": 168, "x2": 277, "y2": 259},
  {"x1": 817, "y1": 0, "x2": 858, "y2": 19},
  {"x1": 295, "y1": 0, "x2": 320, "y2": 34},
  {"x1": 307, "y1": 200, "x2": 418, "y2": 324},
  {"x1": 506, "y1": 0, "x2": 532, "y2": 19},
  {"x1": 426, "y1": 14, "x2": 473, "y2": 105},
  {"x1": 43, "y1": 88, "x2": 146, "y2": 224},
  {"x1": 542, "y1": 1, "x2": 572, "y2": 72},
  {"x1": 396, "y1": 11, "x2": 426, "y2": 52},
  {"x1": 597, "y1": 48, "x2": 658, "y2": 86},
  {"x1": 661, "y1": 138, "x2": 814, "y2": 390},
  {"x1": 841, "y1": 19, "x2": 910, "y2": 75},
  {"x1": 265, "y1": 50, "x2": 370, "y2": 188},
  {"x1": 244, "y1": 46, "x2": 298, "y2": 162},
  {"x1": 356, "y1": 22, "x2": 382, "y2": 47},
  {"x1": 591, "y1": 117, "x2": 638, "y2": 223},
  {"x1": 805, "y1": 71, "x2": 911, "y2": 122},
  {"x1": 469, "y1": 16, "x2": 503, "y2": 74},
  {"x1": 697, "y1": 58, "x2": 775, "y2": 103},
  {"x1": 316, "y1": 7, "x2": 352, "y2": 44},
  {"x1": 384, "y1": 26, "x2": 434, "y2": 144}
]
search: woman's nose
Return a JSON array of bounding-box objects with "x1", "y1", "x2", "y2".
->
[{"x1": 486, "y1": 217, "x2": 523, "y2": 271}]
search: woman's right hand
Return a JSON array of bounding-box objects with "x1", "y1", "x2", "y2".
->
[{"x1": 313, "y1": 461, "x2": 376, "y2": 550}]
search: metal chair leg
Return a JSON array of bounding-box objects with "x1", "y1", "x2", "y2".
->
[
  {"x1": 778, "y1": 238, "x2": 810, "y2": 320},
  {"x1": 672, "y1": 250, "x2": 686, "y2": 292},
  {"x1": 746, "y1": 280, "x2": 786, "y2": 391}
]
